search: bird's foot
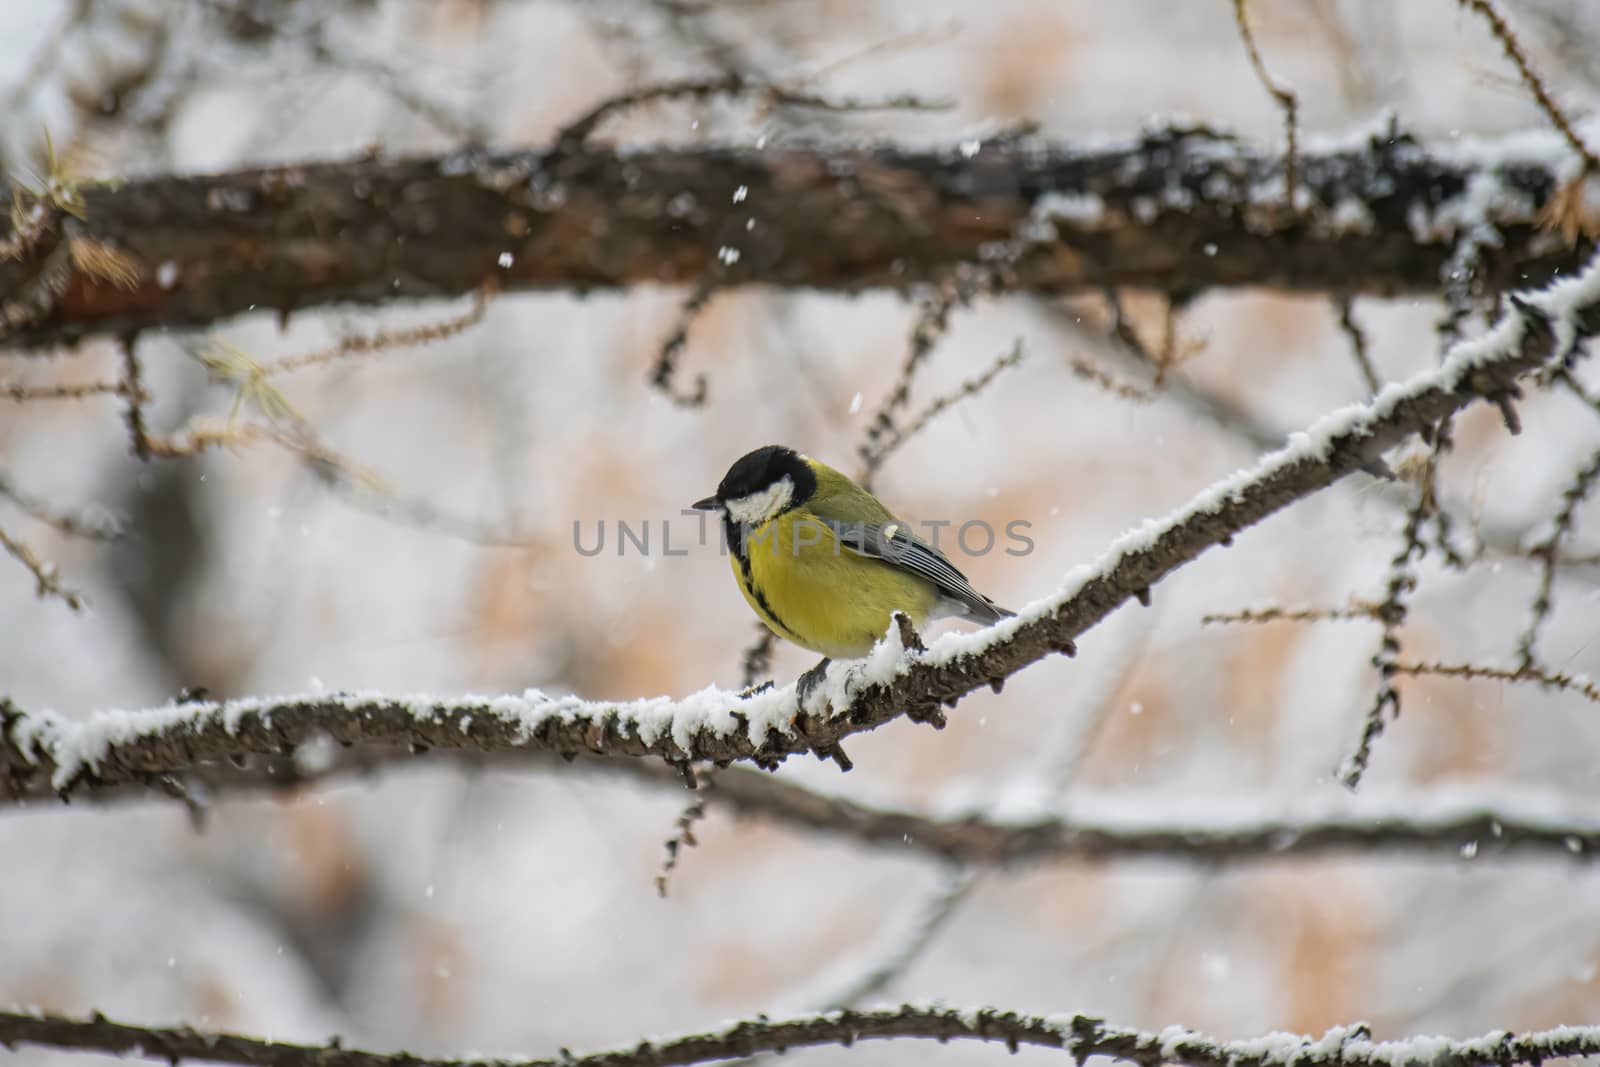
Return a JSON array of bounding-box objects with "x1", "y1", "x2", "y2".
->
[
  {"x1": 796, "y1": 657, "x2": 832, "y2": 708},
  {"x1": 739, "y1": 680, "x2": 775, "y2": 699}
]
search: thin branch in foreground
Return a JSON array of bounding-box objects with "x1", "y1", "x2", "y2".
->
[
  {"x1": 1422, "y1": 420, "x2": 1472, "y2": 570},
  {"x1": 1, "y1": 378, "x2": 127, "y2": 401},
  {"x1": 0, "y1": 525, "x2": 83, "y2": 611},
  {"x1": 1, "y1": 256, "x2": 1595, "y2": 789},
  {"x1": 1230, "y1": 0, "x2": 1300, "y2": 205},
  {"x1": 1050, "y1": 301, "x2": 1274, "y2": 448},
  {"x1": 1393, "y1": 658, "x2": 1600, "y2": 704},
  {"x1": 1102, "y1": 287, "x2": 1157, "y2": 364},
  {"x1": 1515, "y1": 443, "x2": 1600, "y2": 669},
  {"x1": 1067, "y1": 353, "x2": 1151, "y2": 402},
  {"x1": 6, "y1": 1004, "x2": 1600, "y2": 1067}
]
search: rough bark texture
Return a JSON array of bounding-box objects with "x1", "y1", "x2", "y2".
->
[
  {"x1": 4, "y1": 1006, "x2": 1600, "y2": 1067},
  {"x1": 0, "y1": 126, "x2": 1588, "y2": 349}
]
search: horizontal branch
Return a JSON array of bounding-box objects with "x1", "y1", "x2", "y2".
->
[
  {"x1": 5, "y1": 732, "x2": 1596, "y2": 866},
  {"x1": 2, "y1": 252, "x2": 1597, "y2": 792},
  {"x1": 695, "y1": 772, "x2": 1600, "y2": 865},
  {"x1": 1, "y1": 123, "x2": 1591, "y2": 347},
  {"x1": 5, "y1": 1004, "x2": 1600, "y2": 1067}
]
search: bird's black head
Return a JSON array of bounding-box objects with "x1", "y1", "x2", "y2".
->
[{"x1": 692, "y1": 445, "x2": 817, "y2": 521}]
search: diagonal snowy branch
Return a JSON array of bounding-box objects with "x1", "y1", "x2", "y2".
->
[
  {"x1": 3, "y1": 251, "x2": 1599, "y2": 795},
  {"x1": 5, "y1": 1004, "x2": 1600, "y2": 1067}
]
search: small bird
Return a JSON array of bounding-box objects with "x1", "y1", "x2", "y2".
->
[{"x1": 693, "y1": 445, "x2": 1013, "y2": 691}]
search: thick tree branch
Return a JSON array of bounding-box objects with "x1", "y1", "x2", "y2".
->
[
  {"x1": 1, "y1": 125, "x2": 1591, "y2": 348},
  {"x1": 4, "y1": 1005, "x2": 1600, "y2": 1067},
  {"x1": 2, "y1": 253, "x2": 1596, "y2": 791}
]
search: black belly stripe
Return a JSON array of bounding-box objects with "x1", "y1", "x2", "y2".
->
[{"x1": 729, "y1": 519, "x2": 805, "y2": 644}]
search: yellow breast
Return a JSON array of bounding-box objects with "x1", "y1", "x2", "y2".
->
[{"x1": 729, "y1": 511, "x2": 938, "y2": 659}]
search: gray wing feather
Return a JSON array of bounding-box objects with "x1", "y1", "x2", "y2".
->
[{"x1": 823, "y1": 519, "x2": 1013, "y2": 623}]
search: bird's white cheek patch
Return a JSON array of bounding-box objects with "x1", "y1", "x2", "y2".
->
[{"x1": 725, "y1": 476, "x2": 795, "y2": 525}]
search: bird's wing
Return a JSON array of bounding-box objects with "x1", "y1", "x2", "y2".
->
[{"x1": 818, "y1": 517, "x2": 1011, "y2": 621}]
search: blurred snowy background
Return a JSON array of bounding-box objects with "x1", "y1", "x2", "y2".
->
[{"x1": 3, "y1": 1, "x2": 1600, "y2": 1064}]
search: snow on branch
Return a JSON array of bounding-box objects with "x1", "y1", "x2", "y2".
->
[
  {"x1": 3, "y1": 122, "x2": 1597, "y2": 348},
  {"x1": 3, "y1": 250, "x2": 1599, "y2": 793},
  {"x1": 5, "y1": 1004, "x2": 1600, "y2": 1067}
]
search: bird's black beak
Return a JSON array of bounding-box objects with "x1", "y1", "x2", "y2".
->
[{"x1": 691, "y1": 496, "x2": 720, "y2": 512}]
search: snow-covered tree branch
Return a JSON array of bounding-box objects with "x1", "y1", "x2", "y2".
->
[
  {"x1": 6, "y1": 1004, "x2": 1600, "y2": 1067},
  {"x1": 1, "y1": 126, "x2": 1593, "y2": 349}
]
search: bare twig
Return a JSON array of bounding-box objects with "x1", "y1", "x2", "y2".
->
[
  {"x1": 1515, "y1": 444, "x2": 1600, "y2": 668},
  {"x1": 0, "y1": 472, "x2": 121, "y2": 541},
  {"x1": 555, "y1": 73, "x2": 950, "y2": 149},
  {"x1": 859, "y1": 337, "x2": 1025, "y2": 485},
  {"x1": 1050, "y1": 304, "x2": 1275, "y2": 448},
  {"x1": 858, "y1": 267, "x2": 996, "y2": 487},
  {"x1": 1, "y1": 378, "x2": 129, "y2": 401},
  {"x1": 265, "y1": 288, "x2": 492, "y2": 376},
  {"x1": 1067, "y1": 354, "x2": 1151, "y2": 402},
  {"x1": 1230, "y1": 0, "x2": 1300, "y2": 205},
  {"x1": 1153, "y1": 300, "x2": 1204, "y2": 386},
  {"x1": 649, "y1": 275, "x2": 717, "y2": 407},
  {"x1": 1336, "y1": 296, "x2": 1382, "y2": 395},
  {"x1": 1394, "y1": 658, "x2": 1600, "y2": 704},
  {"x1": 1202, "y1": 604, "x2": 1381, "y2": 625},
  {"x1": 1341, "y1": 472, "x2": 1433, "y2": 789},
  {"x1": 655, "y1": 765, "x2": 711, "y2": 897},
  {"x1": 0, "y1": 526, "x2": 83, "y2": 611},
  {"x1": 1458, "y1": 0, "x2": 1600, "y2": 174},
  {"x1": 1459, "y1": 0, "x2": 1600, "y2": 243},
  {"x1": 1103, "y1": 288, "x2": 1157, "y2": 363},
  {"x1": 119, "y1": 337, "x2": 152, "y2": 461}
]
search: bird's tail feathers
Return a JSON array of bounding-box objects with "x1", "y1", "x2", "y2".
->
[{"x1": 963, "y1": 597, "x2": 1014, "y2": 624}]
